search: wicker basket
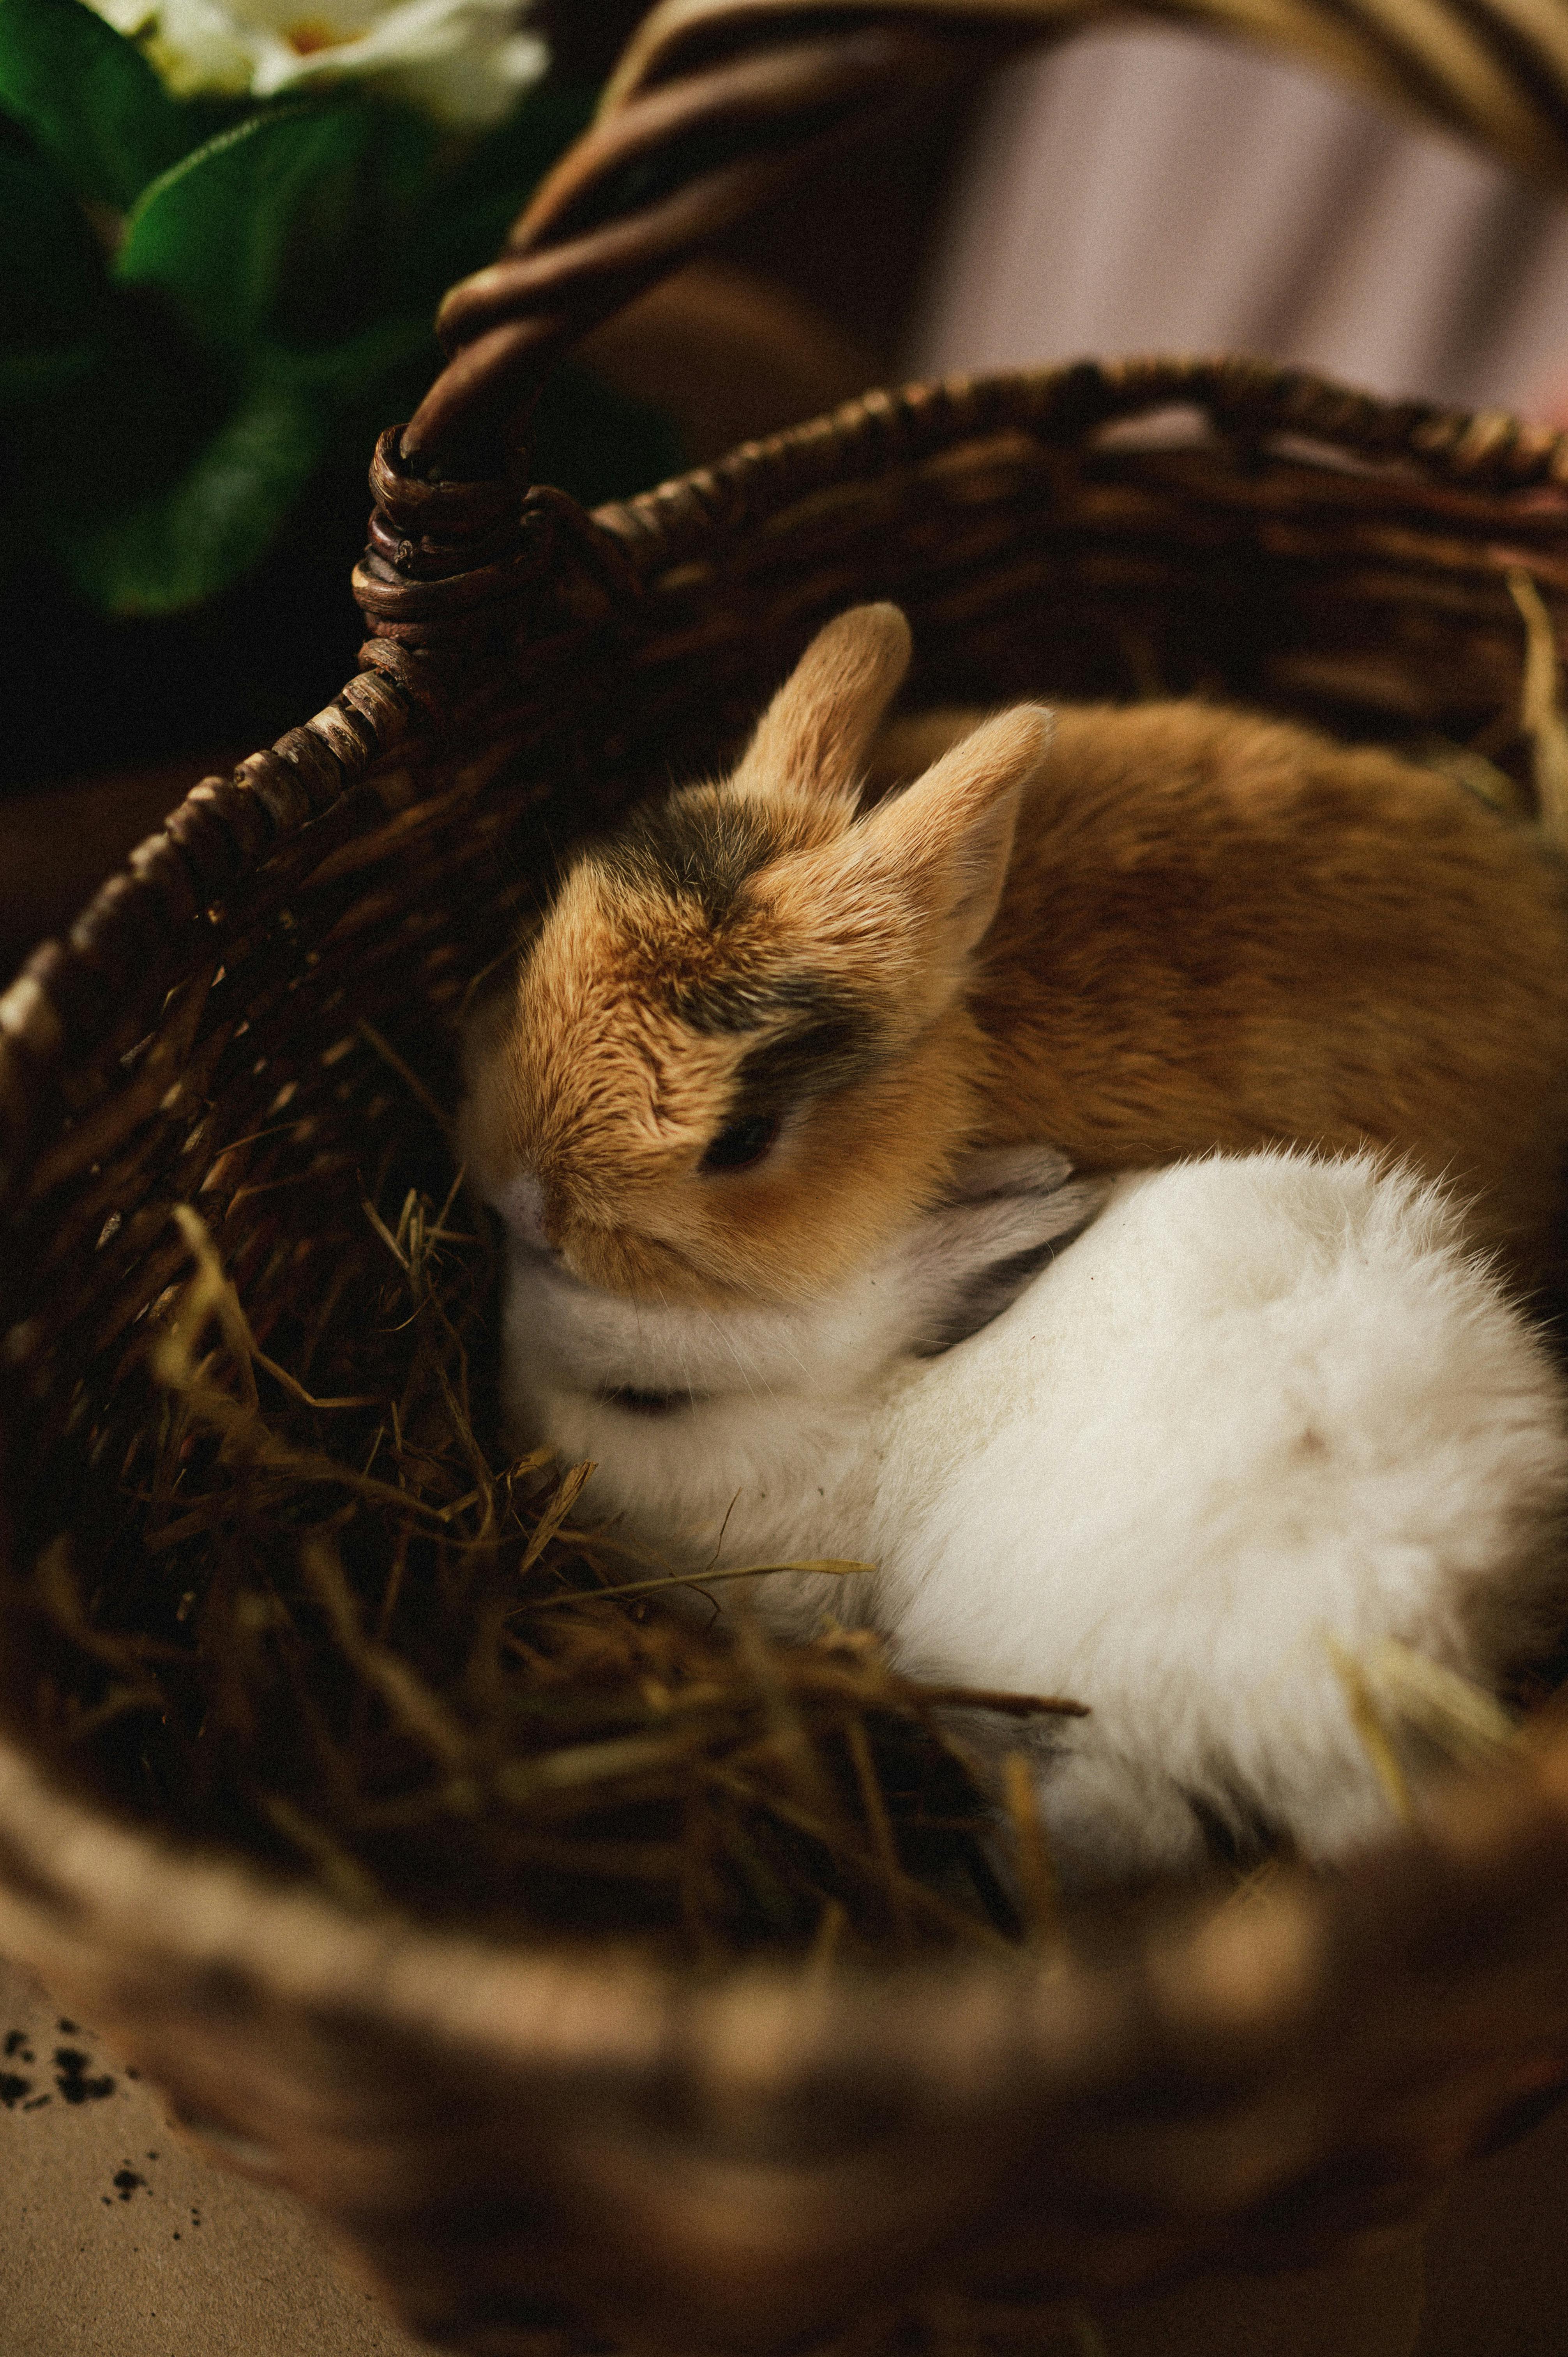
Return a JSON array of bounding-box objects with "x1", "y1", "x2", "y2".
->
[{"x1": 8, "y1": 4, "x2": 1568, "y2": 2351}]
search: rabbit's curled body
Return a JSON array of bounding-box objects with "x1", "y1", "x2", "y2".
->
[
  {"x1": 887, "y1": 700, "x2": 1568, "y2": 1253},
  {"x1": 504, "y1": 1150, "x2": 1568, "y2": 1881},
  {"x1": 461, "y1": 606, "x2": 1568, "y2": 1307}
]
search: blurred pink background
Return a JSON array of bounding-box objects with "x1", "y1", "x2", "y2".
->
[{"x1": 906, "y1": 21, "x2": 1568, "y2": 427}]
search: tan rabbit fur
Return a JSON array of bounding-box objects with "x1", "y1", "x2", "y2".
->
[{"x1": 461, "y1": 604, "x2": 1568, "y2": 1304}]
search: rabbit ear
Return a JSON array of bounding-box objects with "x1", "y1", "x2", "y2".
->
[
  {"x1": 859, "y1": 706, "x2": 1053, "y2": 960},
  {"x1": 732, "y1": 605, "x2": 913, "y2": 804},
  {"x1": 887, "y1": 1149, "x2": 1113, "y2": 1359}
]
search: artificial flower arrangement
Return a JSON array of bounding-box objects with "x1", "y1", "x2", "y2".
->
[{"x1": 0, "y1": 0, "x2": 678, "y2": 623}]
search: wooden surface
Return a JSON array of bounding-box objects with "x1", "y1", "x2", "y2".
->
[
  {"x1": 11, "y1": 1931, "x2": 1568, "y2": 2357},
  {"x1": 0, "y1": 1952, "x2": 426, "y2": 2357},
  {"x1": 0, "y1": 1947, "x2": 1423, "y2": 2357}
]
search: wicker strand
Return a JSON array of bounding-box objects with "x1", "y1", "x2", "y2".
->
[
  {"x1": 398, "y1": 0, "x2": 1568, "y2": 482},
  {"x1": 399, "y1": 27, "x2": 953, "y2": 474},
  {"x1": 5, "y1": 357, "x2": 1566, "y2": 1221},
  {"x1": 592, "y1": 358, "x2": 1568, "y2": 578},
  {"x1": 354, "y1": 428, "x2": 644, "y2": 668},
  {"x1": 6, "y1": 351, "x2": 1568, "y2": 2352},
  {"x1": 0, "y1": 672, "x2": 424, "y2": 1210},
  {"x1": 610, "y1": 0, "x2": 1568, "y2": 182}
]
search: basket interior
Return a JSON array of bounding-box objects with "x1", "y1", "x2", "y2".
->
[{"x1": 5, "y1": 370, "x2": 1568, "y2": 1961}]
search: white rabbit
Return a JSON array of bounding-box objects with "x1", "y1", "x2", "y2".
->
[{"x1": 498, "y1": 1148, "x2": 1568, "y2": 1882}]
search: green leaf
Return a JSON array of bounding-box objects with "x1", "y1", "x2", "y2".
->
[
  {"x1": 271, "y1": 99, "x2": 439, "y2": 349},
  {"x1": 0, "y1": 0, "x2": 190, "y2": 210},
  {"x1": 0, "y1": 64, "x2": 667, "y2": 622},
  {"x1": 11, "y1": 284, "x2": 226, "y2": 508},
  {"x1": 44, "y1": 367, "x2": 329, "y2": 613},
  {"x1": 0, "y1": 117, "x2": 109, "y2": 387},
  {"x1": 402, "y1": 76, "x2": 595, "y2": 309},
  {"x1": 117, "y1": 102, "x2": 377, "y2": 353},
  {"x1": 279, "y1": 309, "x2": 436, "y2": 400}
]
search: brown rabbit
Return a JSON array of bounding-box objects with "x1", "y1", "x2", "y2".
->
[{"x1": 459, "y1": 604, "x2": 1568, "y2": 1304}]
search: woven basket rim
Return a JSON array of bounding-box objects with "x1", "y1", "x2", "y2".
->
[
  {"x1": 6, "y1": 352, "x2": 1568, "y2": 1216},
  {"x1": 5, "y1": 357, "x2": 1568, "y2": 2357},
  {"x1": 6, "y1": 348, "x2": 1568, "y2": 2015}
]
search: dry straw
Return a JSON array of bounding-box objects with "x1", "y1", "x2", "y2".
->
[
  {"x1": 8, "y1": 572, "x2": 1567, "y2": 1966},
  {"x1": 8, "y1": 1111, "x2": 1083, "y2": 1961}
]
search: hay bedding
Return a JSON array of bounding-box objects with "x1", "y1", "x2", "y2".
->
[
  {"x1": 2, "y1": 1028, "x2": 1074, "y2": 1965},
  {"x1": 4, "y1": 560, "x2": 1565, "y2": 1970},
  {"x1": 9, "y1": 608, "x2": 1565, "y2": 1970}
]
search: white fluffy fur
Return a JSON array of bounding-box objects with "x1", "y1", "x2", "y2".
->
[{"x1": 500, "y1": 1150, "x2": 1568, "y2": 1882}]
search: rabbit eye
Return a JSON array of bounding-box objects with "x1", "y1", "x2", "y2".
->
[{"x1": 701, "y1": 1113, "x2": 780, "y2": 1173}]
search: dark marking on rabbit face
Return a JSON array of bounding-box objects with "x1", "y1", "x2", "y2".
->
[
  {"x1": 460, "y1": 605, "x2": 1052, "y2": 1304},
  {"x1": 670, "y1": 969, "x2": 885, "y2": 1118},
  {"x1": 599, "y1": 788, "x2": 785, "y2": 929},
  {"x1": 730, "y1": 998, "x2": 883, "y2": 1115}
]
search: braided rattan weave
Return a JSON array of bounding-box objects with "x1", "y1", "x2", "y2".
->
[{"x1": 7, "y1": 6, "x2": 1568, "y2": 2352}]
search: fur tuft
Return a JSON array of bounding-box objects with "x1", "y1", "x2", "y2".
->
[
  {"x1": 458, "y1": 609, "x2": 1047, "y2": 1302},
  {"x1": 503, "y1": 1150, "x2": 1568, "y2": 1883},
  {"x1": 461, "y1": 609, "x2": 1568, "y2": 1307},
  {"x1": 732, "y1": 602, "x2": 912, "y2": 805}
]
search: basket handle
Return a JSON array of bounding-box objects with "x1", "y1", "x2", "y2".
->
[{"x1": 400, "y1": 0, "x2": 1568, "y2": 481}]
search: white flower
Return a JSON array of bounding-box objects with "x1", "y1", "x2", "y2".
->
[{"x1": 90, "y1": 0, "x2": 549, "y2": 128}]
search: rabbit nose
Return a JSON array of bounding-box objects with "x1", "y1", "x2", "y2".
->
[{"x1": 497, "y1": 1171, "x2": 555, "y2": 1254}]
